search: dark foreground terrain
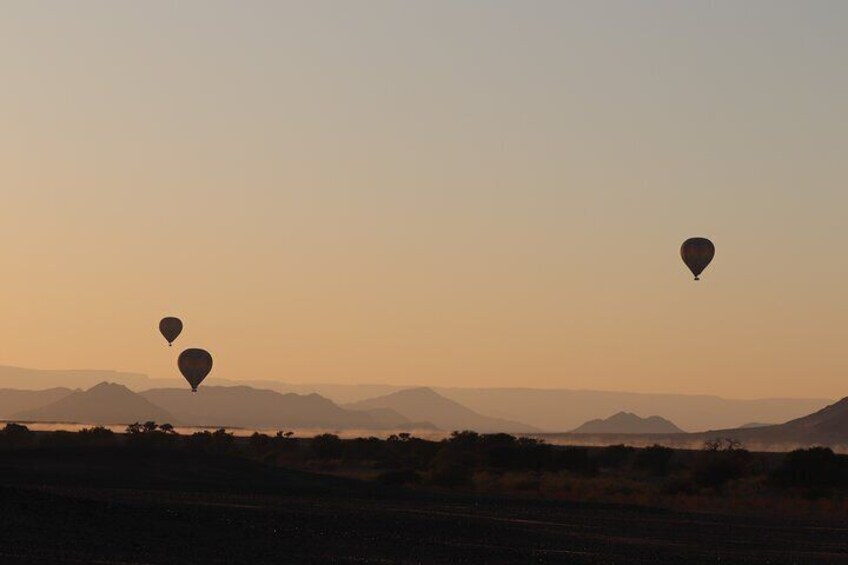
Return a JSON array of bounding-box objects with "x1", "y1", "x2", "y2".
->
[{"x1": 0, "y1": 447, "x2": 846, "y2": 564}]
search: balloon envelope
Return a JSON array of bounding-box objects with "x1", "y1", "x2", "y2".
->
[
  {"x1": 159, "y1": 317, "x2": 183, "y2": 346},
  {"x1": 680, "y1": 237, "x2": 715, "y2": 280},
  {"x1": 178, "y1": 348, "x2": 213, "y2": 392}
]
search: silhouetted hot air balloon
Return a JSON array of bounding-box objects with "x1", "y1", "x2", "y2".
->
[
  {"x1": 178, "y1": 348, "x2": 213, "y2": 392},
  {"x1": 680, "y1": 237, "x2": 715, "y2": 281},
  {"x1": 159, "y1": 317, "x2": 183, "y2": 346}
]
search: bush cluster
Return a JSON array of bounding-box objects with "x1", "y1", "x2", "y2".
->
[{"x1": 1, "y1": 423, "x2": 845, "y2": 501}]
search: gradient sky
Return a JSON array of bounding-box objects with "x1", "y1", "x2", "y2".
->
[{"x1": 1, "y1": 1, "x2": 846, "y2": 398}]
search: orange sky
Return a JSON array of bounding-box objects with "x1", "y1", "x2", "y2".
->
[{"x1": 1, "y1": 2, "x2": 846, "y2": 397}]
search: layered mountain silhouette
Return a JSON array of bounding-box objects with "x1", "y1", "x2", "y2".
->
[
  {"x1": 7, "y1": 383, "x2": 436, "y2": 430},
  {"x1": 345, "y1": 387, "x2": 539, "y2": 433},
  {"x1": 12, "y1": 382, "x2": 175, "y2": 424},
  {"x1": 227, "y1": 381, "x2": 831, "y2": 432},
  {"x1": 0, "y1": 366, "x2": 833, "y2": 432},
  {"x1": 570, "y1": 412, "x2": 683, "y2": 434},
  {"x1": 3, "y1": 366, "x2": 845, "y2": 446},
  {"x1": 0, "y1": 387, "x2": 74, "y2": 418},
  {"x1": 140, "y1": 386, "x2": 430, "y2": 430}
]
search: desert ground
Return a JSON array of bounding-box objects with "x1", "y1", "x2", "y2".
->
[{"x1": 0, "y1": 445, "x2": 846, "y2": 564}]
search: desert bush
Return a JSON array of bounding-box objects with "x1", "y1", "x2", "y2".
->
[
  {"x1": 446, "y1": 430, "x2": 480, "y2": 450},
  {"x1": 634, "y1": 445, "x2": 675, "y2": 476},
  {"x1": 552, "y1": 447, "x2": 596, "y2": 475},
  {"x1": 0, "y1": 423, "x2": 34, "y2": 448},
  {"x1": 186, "y1": 431, "x2": 213, "y2": 451},
  {"x1": 209, "y1": 428, "x2": 235, "y2": 454},
  {"x1": 703, "y1": 438, "x2": 744, "y2": 452},
  {"x1": 595, "y1": 444, "x2": 635, "y2": 470},
  {"x1": 344, "y1": 436, "x2": 385, "y2": 462},
  {"x1": 695, "y1": 452, "x2": 751, "y2": 488},
  {"x1": 771, "y1": 447, "x2": 848, "y2": 488},
  {"x1": 271, "y1": 431, "x2": 299, "y2": 452},
  {"x1": 186, "y1": 429, "x2": 235, "y2": 454},
  {"x1": 249, "y1": 432, "x2": 271, "y2": 454},
  {"x1": 77, "y1": 426, "x2": 117, "y2": 446},
  {"x1": 38, "y1": 430, "x2": 79, "y2": 448},
  {"x1": 311, "y1": 433, "x2": 343, "y2": 459},
  {"x1": 125, "y1": 422, "x2": 178, "y2": 448},
  {"x1": 430, "y1": 445, "x2": 474, "y2": 487}
]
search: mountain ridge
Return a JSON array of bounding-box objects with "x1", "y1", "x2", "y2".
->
[
  {"x1": 13, "y1": 382, "x2": 176, "y2": 425},
  {"x1": 698, "y1": 396, "x2": 848, "y2": 445},
  {"x1": 570, "y1": 411, "x2": 683, "y2": 434},
  {"x1": 346, "y1": 387, "x2": 539, "y2": 433},
  {"x1": 0, "y1": 365, "x2": 835, "y2": 433},
  {"x1": 140, "y1": 386, "x2": 434, "y2": 430}
]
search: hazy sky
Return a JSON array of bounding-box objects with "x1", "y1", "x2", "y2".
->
[{"x1": 2, "y1": 2, "x2": 846, "y2": 398}]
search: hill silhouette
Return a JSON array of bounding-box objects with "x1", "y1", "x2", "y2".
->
[
  {"x1": 346, "y1": 387, "x2": 539, "y2": 433},
  {"x1": 432, "y1": 387, "x2": 831, "y2": 432},
  {"x1": 701, "y1": 396, "x2": 848, "y2": 446},
  {"x1": 570, "y1": 411, "x2": 683, "y2": 434},
  {"x1": 361, "y1": 407, "x2": 436, "y2": 429},
  {"x1": 0, "y1": 387, "x2": 74, "y2": 418},
  {"x1": 140, "y1": 386, "x2": 422, "y2": 430},
  {"x1": 529, "y1": 397, "x2": 848, "y2": 450},
  {"x1": 12, "y1": 382, "x2": 175, "y2": 424}
]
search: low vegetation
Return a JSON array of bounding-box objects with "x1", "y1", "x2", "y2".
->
[{"x1": 1, "y1": 423, "x2": 846, "y2": 517}]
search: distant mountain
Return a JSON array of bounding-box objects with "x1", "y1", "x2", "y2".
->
[
  {"x1": 570, "y1": 412, "x2": 683, "y2": 434},
  {"x1": 0, "y1": 365, "x2": 835, "y2": 432},
  {"x1": 738, "y1": 422, "x2": 774, "y2": 429},
  {"x1": 12, "y1": 382, "x2": 175, "y2": 425},
  {"x1": 232, "y1": 382, "x2": 831, "y2": 432},
  {"x1": 430, "y1": 388, "x2": 832, "y2": 432},
  {"x1": 0, "y1": 366, "x2": 152, "y2": 390},
  {"x1": 700, "y1": 396, "x2": 848, "y2": 447},
  {"x1": 346, "y1": 388, "x2": 539, "y2": 433},
  {"x1": 249, "y1": 382, "x2": 406, "y2": 404},
  {"x1": 0, "y1": 388, "x2": 75, "y2": 418},
  {"x1": 359, "y1": 407, "x2": 436, "y2": 430},
  {"x1": 140, "y1": 386, "x2": 426, "y2": 430}
]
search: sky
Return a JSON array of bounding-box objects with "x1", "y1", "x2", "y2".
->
[{"x1": 1, "y1": 1, "x2": 846, "y2": 398}]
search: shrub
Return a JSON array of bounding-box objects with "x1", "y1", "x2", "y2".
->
[
  {"x1": 0, "y1": 423, "x2": 34, "y2": 448},
  {"x1": 185, "y1": 429, "x2": 234, "y2": 454},
  {"x1": 249, "y1": 432, "x2": 271, "y2": 454},
  {"x1": 126, "y1": 422, "x2": 178, "y2": 448},
  {"x1": 595, "y1": 444, "x2": 635, "y2": 470},
  {"x1": 552, "y1": 447, "x2": 596, "y2": 476},
  {"x1": 771, "y1": 447, "x2": 848, "y2": 488},
  {"x1": 692, "y1": 449, "x2": 751, "y2": 488},
  {"x1": 311, "y1": 434, "x2": 343, "y2": 459},
  {"x1": 430, "y1": 445, "x2": 474, "y2": 487},
  {"x1": 634, "y1": 445, "x2": 675, "y2": 476},
  {"x1": 78, "y1": 426, "x2": 117, "y2": 446}
]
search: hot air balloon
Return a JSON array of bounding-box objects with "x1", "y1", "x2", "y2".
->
[
  {"x1": 680, "y1": 237, "x2": 715, "y2": 281},
  {"x1": 178, "y1": 348, "x2": 213, "y2": 392},
  {"x1": 159, "y1": 317, "x2": 183, "y2": 346}
]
